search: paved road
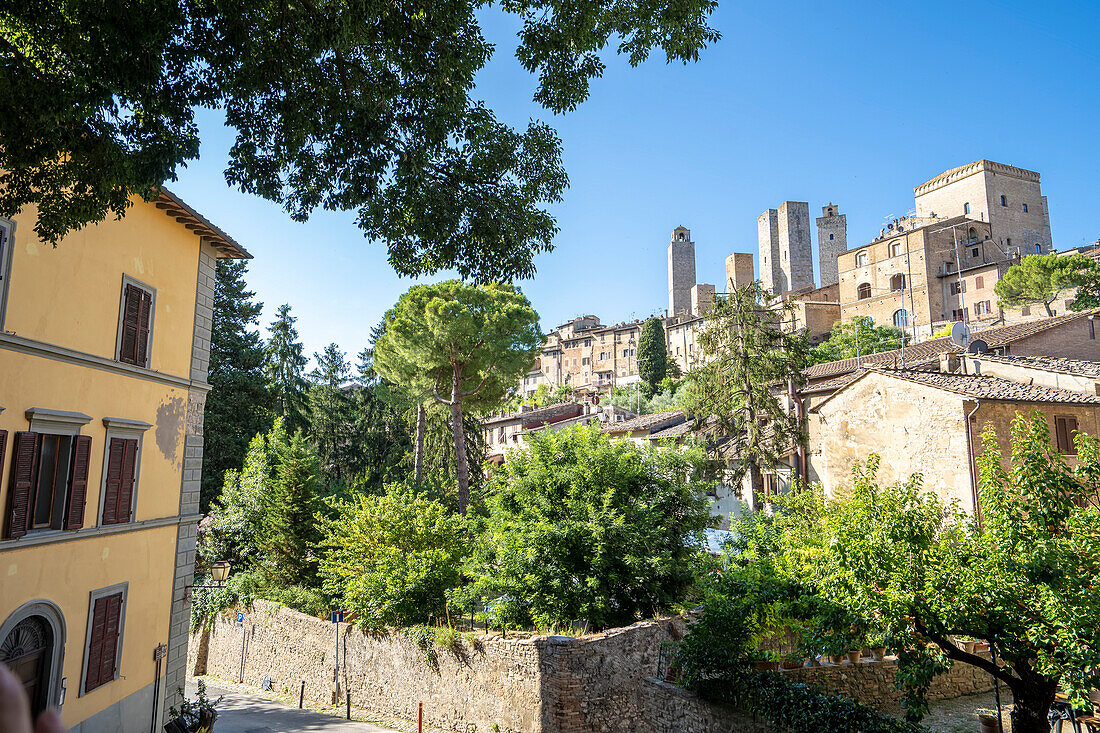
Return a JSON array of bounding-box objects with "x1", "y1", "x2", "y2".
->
[{"x1": 184, "y1": 680, "x2": 399, "y2": 733}]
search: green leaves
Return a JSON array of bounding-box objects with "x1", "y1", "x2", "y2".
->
[
  {"x1": 810, "y1": 315, "x2": 908, "y2": 364},
  {"x1": 2, "y1": 0, "x2": 717, "y2": 281},
  {"x1": 637, "y1": 316, "x2": 668, "y2": 397},
  {"x1": 475, "y1": 424, "x2": 714, "y2": 630},
  {"x1": 318, "y1": 487, "x2": 469, "y2": 629},
  {"x1": 994, "y1": 253, "x2": 1096, "y2": 315}
]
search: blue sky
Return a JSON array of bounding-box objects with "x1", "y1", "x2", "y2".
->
[{"x1": 170, "y1": 0, "x2": 1100, "y2": 362}]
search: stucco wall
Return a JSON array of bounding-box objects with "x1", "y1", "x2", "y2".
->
[
  {"x1": 190, "y1": 603, "x2": 690, "y2": 733},
  {"x1": 808, "y1": 373, "x2": 974, "y2": 509},
  {"x1": 1011, "y1": 318, "x2": 1100, "y2": 361}
]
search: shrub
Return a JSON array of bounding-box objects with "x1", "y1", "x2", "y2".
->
[{"x1": 318, "y1": 486, "x2": 469, "y2": 628}]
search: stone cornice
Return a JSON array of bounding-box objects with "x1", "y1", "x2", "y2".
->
[
  {"x1": 0, "y1": 332, "x2": 210, "y2": 393},
  {"x1": 0, "y1": 513, "x2": 195, "y2": 551},
  {"x1": 914, "y1": 160, "x2": 1041, "y2": 197}
]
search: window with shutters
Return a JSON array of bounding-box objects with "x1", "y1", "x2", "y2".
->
[
  {"x1": 0, "y1": 219, "x2": 12, "y2": 329},
  {"x1": 4, "y1": 432, "x2": 91, "y2": 538},
  {"x1": 100, "y1": 438, "x2": 138, "y2": 525},
  {"x1": 115, "y1": 276, "x2": 155, "y2": 368},
  {"x1": 1055, "y1": 415, "x2": 1079, "y2": 455},
  {"x1": 81, "y1": 584, "x2": 127, "y2": 694}
]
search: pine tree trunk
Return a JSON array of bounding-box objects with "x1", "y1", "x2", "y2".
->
[
  {"x1": 449, "y1": 367, "x2": 470, "y2": 514},
  {"x1": 748, "y1": 460, "x2": 764, "y2": 510},
  {"x1": 1043, "y1": 300, "x2": 1054, "y2": 317},
  {"x1": 413, "y1": 402, "x2": 426, "y2": 484}
]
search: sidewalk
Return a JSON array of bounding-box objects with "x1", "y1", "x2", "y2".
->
[{"x1": 185, "y1": 679, "x2": 400, "y2": 733}]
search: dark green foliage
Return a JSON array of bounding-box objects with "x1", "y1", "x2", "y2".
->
[
  {"x1": 3, "y1": 0, "x2": 718, "y2": 281},
  {"x1": 353, "y1": 347, "x2": 412, "y2": 491},
  {"x1": 995, "y1": 253, "x2": 1096, "y2": 316},
  {"x1": 1069, "y1": 257, "x2": 1100, "y2": 311},
  {"x1": 810, "y1": 315, "x2": 907, "y2": 365},
  {"x1": 202, "y1": 259, "x2": 272, "y2": 510},
  {"x1": 637, "y1": 317, "x2": 668, "y2": 397},
  {"x1": 264, "y1": 304, "x2": 309, "y2": 433},
  {"x1": 257, "y1": 432, "x2": 323, "y2": 587},
  {"x1": 308, "y1": 343, "x2": 361, "y2": 488},
  {"x1": 318, "y1": 487, "x2": 470, "y2": 629},
  {"x1": 476, "y1": 424, "x2": 713, "y2": 630},
  {"x1": 683, "y1": 283, "x2": 811, "y2": 498}
]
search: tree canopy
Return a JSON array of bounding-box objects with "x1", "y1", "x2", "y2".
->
[
  {"x1": 373, "y1": 280, "x2": 541, "y2": 512},
  {"x1": 994, "y1": 253, "x2": 1095, "y2": 316},
  {"x1": 810, "y1": 315, "x2": 907, "y2": 365},
  {"x1": 475, "y1": 424, "x2": 713, "y2": 630},
  {"x1": 679, "y1": 413, "x2": 1100, "y2": 733},
  {"x1": 682, "y1": 283, "x2": 811, "y2": 498},
  {"x1": 264, "y1": 304, "x2": 309, "y2": 432},
  {"x1": 637, "y1": 316, "x2": 668, "y2": 396},
  {"x1": 2, "y1": 0, "x2": 718, "y2": 281}
]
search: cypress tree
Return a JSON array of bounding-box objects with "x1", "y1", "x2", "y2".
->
[{"x1": 637, "y1": 317, "x2": 668, "y2": 397}]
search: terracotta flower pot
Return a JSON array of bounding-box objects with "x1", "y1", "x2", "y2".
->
[
  {"x1": 846, "y1": 650, "x2": 861, "y2": 664},
  {"x1": 872, "y1": 647, "x2": 887, "y2": 662},
  {"x1": 780, "y1": 660, "x2": 802, "y2": 670},
  {"x1": 978, "y1": 714, "x2": 999, "y2": 733}
]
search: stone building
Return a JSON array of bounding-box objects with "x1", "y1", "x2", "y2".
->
[
  {"x1": 816, "y1": 203, "x2": 847, "y2": 287},
  {"x1": 759, "y1": 201, "x2": 813, "y2": 295},
  {"x1": 690, "y1": 283, "x2": 715, "y2": 315},
  {"x1": 808, "y1": 366, "x2": 1100, "y2": 513},
  {"x1": 783, "y1": 283, "x2": 841, "y2": 344},
  {"x1": 667, "y1": 226, "x2": 696, "y2": 316},
  {"x1": 839, "y1": 215, "x2": 1017, "y2": 338},
  {"x1": 725, "y1": 251, "x2": 755, "y2": 290},
  {"x1": 913, "y1": 160, "x2": 1053, "y2": 258}
]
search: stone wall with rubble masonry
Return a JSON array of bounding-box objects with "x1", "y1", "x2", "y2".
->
[{"x1": 188, "y1": 603, "x2": 994, "y2": 732}]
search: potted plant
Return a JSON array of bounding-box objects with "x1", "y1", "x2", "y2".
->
[
  {"x1": 779, "y1": 652, "x2": 803, "y2": 670},
  {"x1": 976, "y1": 708, "x2": 999, "y2": 733},
  {"x1": 167, "y1": 680, "x2": 223, "y2": 733},
  {"x1": 956, "y1": 635, "x2": 978, "y2": 654},
  {"x1": 845, "y1": 649, "x2": 862, "y2": 665},
  {"x1": 867, "y1": 631, "x2": 889, "y2": 662}
]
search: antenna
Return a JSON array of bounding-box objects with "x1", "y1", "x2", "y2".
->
[{"x1": 949, "y1": 321, "x2": 971, "y2": 350}]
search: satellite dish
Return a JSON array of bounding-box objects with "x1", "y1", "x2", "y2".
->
[
  {"x1": 949, "y1": 321, "x2": 971, "y2": 348},
  {"x1": 967, "y1": 339, "x2": 989, "y2": 355}
]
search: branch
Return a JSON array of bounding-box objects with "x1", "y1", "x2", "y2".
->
[
  {"x1": 432, "y1": 373, "x2": 454, "y2": 406},
  {"x1": 915, "y1": 619, "x2": 1020, "y2": 688},
  {"x1": 458, "y1": 357, "x2": 501, "y2": 398}
]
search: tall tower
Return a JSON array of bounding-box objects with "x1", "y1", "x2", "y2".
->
[
  {"x1": 758, "y1": 209, "x2": 781, "y2": 293},
  {"x1": 816, "y1": 203, "x2": 847, "y2": 287},
  {"x1": 778, "y1": 201, "x2": 814, "y2": 292},
  {"x1": 667, "y1": 226, "x2": 696, "y2": 316},
  {"x1": 725, "y1": 252, "x2": 755, "y2": 291}
]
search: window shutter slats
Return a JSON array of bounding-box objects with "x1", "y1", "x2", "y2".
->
[
  {"x1": 0, "y1": 430, "x2": 7, "y2": 496},
  {"x1": 65, "y1": 435, "x2": 92, "y2": 530},
  {"x1": 5, "y1": 432, "x2": 39, "y2": 539},
  {"x1": 135, "y1": 289, "x2": 151, "y2": 367},
  {"x1": 102, "y1": 438, "x2": 124, "y2": 525},
  {"x1": 120, "y1": 284, "x2": 140, "y2": 365},
  {"x1": 117, "y1": 439, "x2": 137, "y2": 523},
  {"x1": 85, "y1": 592, "x2": 123, "y2": 692}
]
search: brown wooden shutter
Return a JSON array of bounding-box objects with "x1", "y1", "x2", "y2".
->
[
  {"x1": 85, "y1": 592, "x2": 123, "y2": 692},
  {"x1": 120, "y1": 284, "x2": 141, "y2": 364},
  {"x1": 116, "y1": 439, "x2": 137, "y2": 523},
  {"x1": 5, "y1": 432, "x2": 39, "y2": 539},
  {"x1": 135, "y1": 288, "x2": 152, "y2": 367},
  {"x1": 101, "y1": 438, "x2": 124, "y2": 525},
  {"x1": 65, "y1": 435, "x2": 92, "y2": 530}
]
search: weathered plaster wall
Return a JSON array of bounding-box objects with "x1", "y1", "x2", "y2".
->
[{"x1": 808, "y1": 372, "x2": 974, "y2": 509}]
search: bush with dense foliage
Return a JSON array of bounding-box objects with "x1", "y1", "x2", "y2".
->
[
  {"x1": 474, "y1": 424, "x2": 714, "y2": 630},
  {"x1": 679, "y1": 413, "x2": 1100, "y2": 733},
  {"x1": 318, "y1": 487, "x2": 470, "y2": 629}
]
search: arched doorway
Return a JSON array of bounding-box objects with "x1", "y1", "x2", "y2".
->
[{"x1": 0, "y1": 602, "x2": 66, "y2": 715}]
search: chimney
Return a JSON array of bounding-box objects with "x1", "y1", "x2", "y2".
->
[{"x1": 939, "y1": 352, "x2": 960, "y2": 373}]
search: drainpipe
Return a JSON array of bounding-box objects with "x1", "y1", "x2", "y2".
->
[{"x1": 964, "y1": 400, "x2": 983, "y2": 526}]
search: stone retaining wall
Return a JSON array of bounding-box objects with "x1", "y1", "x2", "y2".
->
[
  {"x1": 189, "y1": 602, "x2": 688, "y2": 733},
  {"x1": 188, "y1": 604, "x2": 995, "y2": 731},
  {"x1": 783, "y1": 653, "x2": 995, "y2": 713},
  {"x1": 641, "y1": 678, "x2": 768, "y2": 733}
]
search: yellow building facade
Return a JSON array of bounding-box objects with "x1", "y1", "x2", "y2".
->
[{"x1": 0, "y1": 191, "x2": 249, "y2": 731}]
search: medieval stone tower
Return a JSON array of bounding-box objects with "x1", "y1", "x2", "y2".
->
[
  {"x1": 668, "y1": 226, "x2": 697, "y2": 316},
  {"x1": 816, "y1": 203, "x2": 847, "y2": 287},
  {"x1": 725, "y1": 252, "x2": 755, "y2": 291},
  {"x1": 758, "y1": 201, "x2": 813, "y2": 294}
]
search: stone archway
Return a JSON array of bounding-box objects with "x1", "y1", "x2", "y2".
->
[{"x1": 0, "y1": 601, "x2": 67, "y2": 714}]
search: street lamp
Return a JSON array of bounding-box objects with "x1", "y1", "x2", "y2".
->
[{"x1": 184, "y1": 560, "x2": 232, "y2": 600}]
